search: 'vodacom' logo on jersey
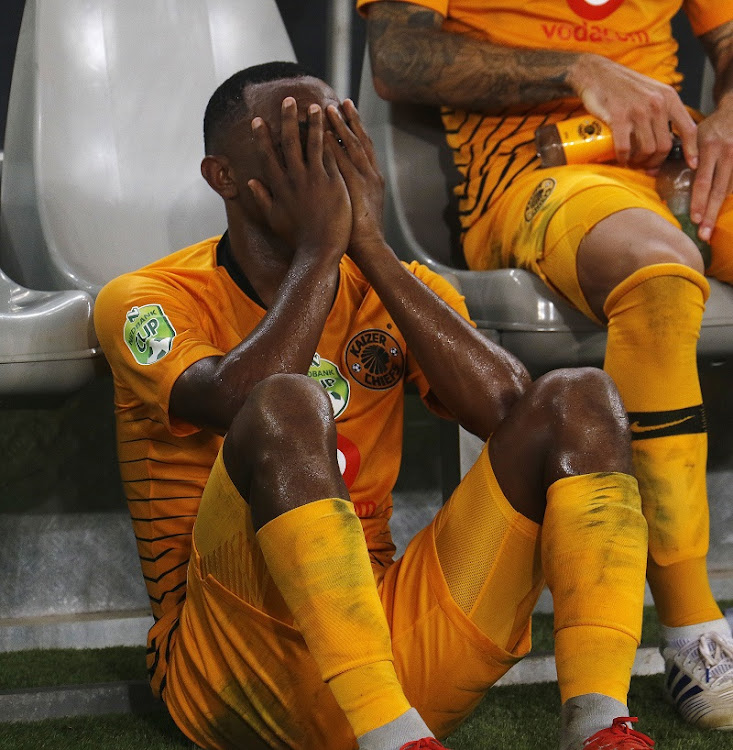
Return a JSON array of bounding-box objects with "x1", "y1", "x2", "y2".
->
[{"x1": 566, "y1": 0, "x2": 624, "y2": 21}]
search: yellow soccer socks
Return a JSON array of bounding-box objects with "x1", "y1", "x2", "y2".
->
[
  {"x1": 256, "y1": 498, "x2": 420, "y2": 742},
  {"x1": 603, "y1": 263, "x2": 722, "y2": 627},
  {"x1": 543, "y1": 472, "x2": 648, "y2": 705}
]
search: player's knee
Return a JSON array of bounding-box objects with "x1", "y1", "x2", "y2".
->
[
  {"x1": 534, "y1": 367, "x2": 631, "y2": 472},
  {"x1": 228, "y1": 374, "x2": 333, "y2": 460},
  {"x1": 625, "y1": 228, "x2": 704, "y2": 277}
]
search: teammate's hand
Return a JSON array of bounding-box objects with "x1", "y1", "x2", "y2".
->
[
  {"x1": 248, "y1": 97, "x2": 352, "y2": 261},
  {"x1": 690, "y1": 97, "x2": 733, "y2": 242},
  {"x1": 568, "y1": 54, "x2": 698, "y2": 170},
  {"x1": 324, "y1": 99, "x2": 386, "y2": 261}
]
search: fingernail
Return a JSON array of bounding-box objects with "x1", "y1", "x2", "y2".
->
[
  {"x1": 251, "y1": 117, "x2": 263, "y2": 130},
  {"x1": 691, "y1": 210, "x2": 702, "y2": 223},
  {"x1": 282, "y1": 97, "x2": 295, "y2": 109},
  {"x1": 309, "y1": 104, "x2": 319, "y2": 115},
  {"x1": 700, "y1": 226, "x2": 711, "y2": 241}
]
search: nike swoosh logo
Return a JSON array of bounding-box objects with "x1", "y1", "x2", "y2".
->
[{"x1": 629, "y1": 415, "x2": 694, "y2": 433}]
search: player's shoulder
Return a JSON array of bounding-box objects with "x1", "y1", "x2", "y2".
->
[
  {"x1": 95, "y1": 236, "x2": 221, "y2": 331},
  {"x1": 98, "y1": 237, "x2": 220, "y2": 301}
]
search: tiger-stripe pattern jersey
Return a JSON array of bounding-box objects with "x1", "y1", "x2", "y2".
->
[
  {"x1": 358, "y1": 0, "x2": 733, "y2": 240},
  {"x1": 93, "y1": 234, "x2": 471, "y2": 699}
]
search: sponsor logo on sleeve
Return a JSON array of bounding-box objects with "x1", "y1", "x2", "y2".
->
[
  {"x1": 346, "y1": 329, "x2": 405, "y2": 390},
  {"x1": 123, "y1": 304, "x2": 177, "y2": 365},
  {"x1": 308, "y1": 353, "x2": 351, "y2": 418}
]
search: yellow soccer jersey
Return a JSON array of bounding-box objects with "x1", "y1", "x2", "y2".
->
[
  {"x1": 94, "y1": 233, "x2": 470, "y2": 698},
  {"x1": 357, "y1": 0, "x2": 733, "y2": 253}
]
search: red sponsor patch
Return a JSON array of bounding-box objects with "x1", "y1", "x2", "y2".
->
[
  {"x1": 336, "y1": 433, "x2": 360, "y2": 488},
  {"x1": 566, "y1": 0, "x2": 624, "y2": 21}
]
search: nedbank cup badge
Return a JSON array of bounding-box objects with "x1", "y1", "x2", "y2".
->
[
  {"x1": 124, "y1": 304, "x2": 176, "y2": 365},
  {"x1": 308, "y1": 353, "x2": 350, "y2": 418},
  {"x1": 524, "y1": 177, "x2": 556, "y2": 223},
  {"x1": 346, "y1": 329, "x2": 404, "y2": 390}
]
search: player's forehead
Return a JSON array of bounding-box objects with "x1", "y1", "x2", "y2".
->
[{"x1": 246, "y1": 76, "x2": 341, "y2": 124}]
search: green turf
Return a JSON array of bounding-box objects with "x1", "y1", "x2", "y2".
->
[
  {"x1": 0, "y1": 601, "x2": 730, "y2": 748},
  {"x1": 0, "y1": 675, "x2": 727, "y2": 750},
  {"x1": 0, "y1": 712, "x2": 193, "y2": 750},
  {"x1": 0, "y1": 646, "x2": 147, "y2": 691}
]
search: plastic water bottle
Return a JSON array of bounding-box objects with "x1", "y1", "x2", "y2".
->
[
  {"x1": 655, "y1": 138, "x2": 712, "y2": 268},
  {"x1": 535, "y1": 115, "x2": 616, "y2": 167}
]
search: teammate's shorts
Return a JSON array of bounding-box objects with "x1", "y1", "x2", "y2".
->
[
  {"x1": 462, "y1": 163, "x2": 733, "y2": 323},
  {"x1": 164, "y1": 442, "x2": 542, "y2": 750}
]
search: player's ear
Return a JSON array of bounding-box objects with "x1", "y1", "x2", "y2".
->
[{"x1": 201, "y1": 155, "x2": 238, "y2": 200}]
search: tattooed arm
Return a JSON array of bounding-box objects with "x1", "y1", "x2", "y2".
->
[
  {"x1": 366, "y1": 1, "x2": 697, "y2": 168},
  {"x1": 690, "y1": 19, "x2": 733, "y2": 240},
  {"x1": 366, "y1": 2, "x2": 579, "y2": 111}
]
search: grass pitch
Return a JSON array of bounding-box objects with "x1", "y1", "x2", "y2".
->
[{"x1": 1, "y1": 600, "x2": 730, "y2": 749}]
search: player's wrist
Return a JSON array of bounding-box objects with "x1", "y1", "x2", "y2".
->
[{"x1": 566, "y1": 52, "x2": 606, "y2": 99}]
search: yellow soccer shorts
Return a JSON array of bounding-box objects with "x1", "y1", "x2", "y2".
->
[
  {"x1": 163, "y1": 443, "x2": 542, "y2": 750},
  {"x1": 462, "y1": 163, "x2": 733, "y2": 322}
]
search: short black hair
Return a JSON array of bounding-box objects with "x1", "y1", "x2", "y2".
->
[{"x1": 203, "y1": 61, "x2": 315, "y2": 154}]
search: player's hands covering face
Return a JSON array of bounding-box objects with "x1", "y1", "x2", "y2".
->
[
  {"x1": 325, "y1": 99, "x2": 386, "y2": 260},
  {"x1": 248, "y1": 97, "x2": 352, "y2": 261}
]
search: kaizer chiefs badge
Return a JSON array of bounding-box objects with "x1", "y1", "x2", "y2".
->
[
  {"x1": 346, "y1": 329, "x2": 404, "y2": 390},
  {"x1": 524, "y1": 177, "x2": 556, "y2": 223}
]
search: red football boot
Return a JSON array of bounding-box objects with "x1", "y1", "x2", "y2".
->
[
  {"x1": 399, "y1": 740, "x2": 449, "y2": 750},
  {"x1": 582, "y1": 717, "x2": 655, "y2": 749}
]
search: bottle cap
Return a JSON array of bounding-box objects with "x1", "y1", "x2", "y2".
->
[{"x1": 668, "y1": 135, "x2": 683, "y2": 160}]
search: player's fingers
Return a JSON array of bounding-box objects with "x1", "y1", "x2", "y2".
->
[
  {"x1": 322, "y1": 130, "x2": 341, "y2": 177},
  {"x1": 628, "y1": 119, "x2": 657, "y2": 167},
  {"x1": 690, "y1": 146, "x2": 717, "y2": 226},
  {"x1": 325, "y1": 129, "x2": 353, "y2": 178},
  {"x1": 306, "y1": 104, "x2": 325, "y2": 170},
  {"x1": 279, "y1": 97, "x2": 305, "y2": 171},
  {"x1": 247, "y1": 178, "x2": 273, "y2": 217},
  {"x1": 671, "y1": 105, "x2": 699, "y2": 169},
  {"x1": 251, "y1": 117, "x2": 284, "y2": 183},
  {"x1": 696, "y1": 158, "x2": 733, "y2": 242},
  {"x1": 326, "y1": 104, "x2": 369, "y2": 169},
  {"x1": 342, "y1": 99, "x2": 379, "y2": 171},
  {"x1": 612, "y1": 122, "x2": 633, "y2": 166}
]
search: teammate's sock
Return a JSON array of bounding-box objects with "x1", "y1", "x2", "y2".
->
[
  {"x1": 560, "y1": 693, "x2": 628, "y2": 750},
  {"x1": 603, "y1": 263, "x2": 722, "y2": 628},
  {"x1": 256, "y1": 498, "x2": 413, "y2": 739},
  {"x1": 542, "y1": 472, "x2": 647, "y2": 704},
  {"x1": 660, "y1": 617, "x2": 732, "y2": 645}
]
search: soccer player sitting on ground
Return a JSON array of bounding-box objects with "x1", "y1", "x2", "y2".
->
[
  {"x1": 94, "y1": 62, "x2": 655, "y2": 750},
  {"x1": 360, "y1": 0, "x2": 733, "y2": 731}
]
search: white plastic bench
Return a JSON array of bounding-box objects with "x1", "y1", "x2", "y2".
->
[{"x1": 0, "y1": 0, "x2": 296, "y2": 397}]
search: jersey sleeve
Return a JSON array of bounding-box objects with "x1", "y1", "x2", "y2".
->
[
  {"x1": 357, "y1": 0, "x2": 448, "y2": 20},
  {"x1": 94, "y1": 272, "x2": 225, "y2": 437},
  {"x1": 402, "y1": 261, "x2": 474, "y2": 419},
  {"x1": 684, "y1": 1, "x2": 733, "y2": 37}
]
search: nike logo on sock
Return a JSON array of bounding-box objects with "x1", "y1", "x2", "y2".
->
[{"x1": 627, "y1": 405, "x2": 706, "y2": 440}]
